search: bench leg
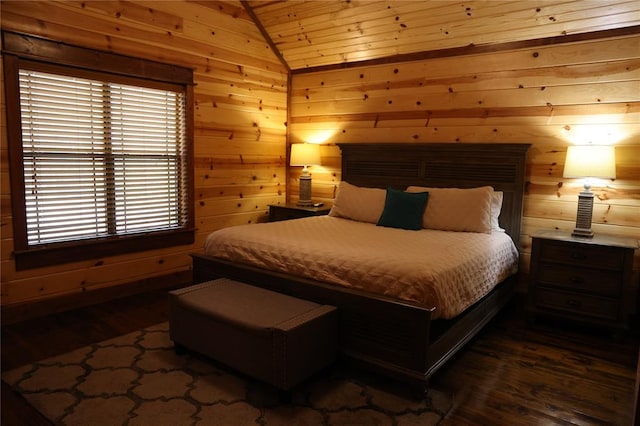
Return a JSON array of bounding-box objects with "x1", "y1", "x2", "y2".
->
[
  {"x1": 174, "y1": 343, "x2": 187, "y2": 356},
  {"x1": 246, "y1": 381, "x2": 291, "y2": 408},
  {"x1": 279, "y1": 389, "x2": 292, "y2": 404}
]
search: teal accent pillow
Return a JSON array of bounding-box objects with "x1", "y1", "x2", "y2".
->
[{"x1": 377, "y1": 187, "x2": 429, "y2": 230}]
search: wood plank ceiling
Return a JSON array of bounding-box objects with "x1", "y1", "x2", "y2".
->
[{"x1": 242, "y1": 0, "x2": 640, "y2": 71}]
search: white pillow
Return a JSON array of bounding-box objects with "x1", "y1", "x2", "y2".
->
[
  {"x1": 491, "y1": 191, "x2": 505, "y2": 232},
  {"x1": 406, "y1": 185, "x2": 494, "y2": 233},
  {"x1": 329, "y1": 181, "x2": 386, "y2": 224}
]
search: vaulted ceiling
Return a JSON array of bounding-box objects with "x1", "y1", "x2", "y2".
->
[{"x1": 242, "y1": 0, "x2": 640, "y2": 71}]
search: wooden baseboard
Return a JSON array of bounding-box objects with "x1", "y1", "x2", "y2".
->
[{"x1": 1, "y1": 270, "x2": 192, "y2": 325}]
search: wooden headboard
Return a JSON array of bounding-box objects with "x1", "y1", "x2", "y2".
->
[{"x1": 338, "y1": 143, "x2": 530, "y2": 247}]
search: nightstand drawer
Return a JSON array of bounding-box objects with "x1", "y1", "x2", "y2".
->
[
  {"x1": 539, "y1": 241, "x2": 625, "y2": 270},
  {"x1": 536, "y1": 289, "x2": 619, "y2": 321},
  {"x1": 536, "y1": 264, "x2": 621, "y2": 297}
]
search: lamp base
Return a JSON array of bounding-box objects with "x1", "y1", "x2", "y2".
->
[
  {"x1": 572, "y1": 189, "x2": 594, "y2": 239},
  {"x1": 571, "y1": 228, "x2": 594, "y2": 238},
  {"x1": 297, "y1": 175, "x2": 313, "y2": 206}
]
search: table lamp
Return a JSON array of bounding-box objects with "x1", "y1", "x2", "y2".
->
[
  {"x1": 290, "y1": 143, "x2": 321, "y2": 206},
  {"x1": 563, "y1": 144, "x2": 616, "y2": 238}
]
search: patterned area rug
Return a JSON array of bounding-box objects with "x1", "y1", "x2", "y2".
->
[{"x1": 2, "y1": 322, "x2": 452, "y2": 425}]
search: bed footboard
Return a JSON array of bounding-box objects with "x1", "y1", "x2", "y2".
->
[{"x1": 426, "y1": 275, "x2": 517, "y2": 379}]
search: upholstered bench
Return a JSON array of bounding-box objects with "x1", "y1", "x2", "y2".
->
[{"x1": 168, "y1": 278, "x2": 338, "y2": 391}]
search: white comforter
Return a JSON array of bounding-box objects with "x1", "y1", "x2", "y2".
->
[{"x1": 203, "y1": 216, "x2": 519, "y2": 319}]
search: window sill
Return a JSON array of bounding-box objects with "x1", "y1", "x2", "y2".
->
[{"x1": 14, "y1": 228, "x2": 195, "y2": 270}]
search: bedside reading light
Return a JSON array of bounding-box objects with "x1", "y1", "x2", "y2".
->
[
  {"x1": 563, "y1": 144, "x2": 616, "y2": 238},
  {"x1": 290, "y1": 143, "x2": 321, "y2": 206}
]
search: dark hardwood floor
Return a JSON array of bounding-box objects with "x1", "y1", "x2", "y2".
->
[
  {"x1": 435, "y1": 303, "x2": 639, "y2": 425},
  {"x1": 2, "y1": 290, "x2": 638, "y2": 425}
]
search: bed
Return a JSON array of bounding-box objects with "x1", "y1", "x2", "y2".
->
[{"x1": 192, "y1": 142, "x2": 530, "y2": 389}]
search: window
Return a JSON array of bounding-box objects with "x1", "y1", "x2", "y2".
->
[{"x1": 3, "y1": 32, "x2": 194, "y2": 269}]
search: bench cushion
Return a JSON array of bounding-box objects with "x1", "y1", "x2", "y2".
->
[{"x1": 172, "y1": 279, "x2": 324, "y2": 331}]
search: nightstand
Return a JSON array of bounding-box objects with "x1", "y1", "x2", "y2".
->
[
  {"x1": 527, "y1": 231, "x2": 638, "y2": 336},
  {"x1": 268, "y1": 202, "x2": 331, "y2": 222}
]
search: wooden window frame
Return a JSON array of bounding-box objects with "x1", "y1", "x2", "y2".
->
[{"x1": 2, "y1": 32, "x2": 195, "y2": 270}]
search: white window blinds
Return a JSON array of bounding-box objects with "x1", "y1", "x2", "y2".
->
[{"x1": 19, "y1": 69, "x2": 188, "y2": 245}]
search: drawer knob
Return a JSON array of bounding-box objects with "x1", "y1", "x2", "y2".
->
[
  {"x1": 569, "y1": 276, "x2": 584, "y2": 284},
  {"x1": 567, "y1": 299, "x2": 581, "y2": 308},
  {"x1": 570, "y1": 252, "x2": 586, "y2": 260}
]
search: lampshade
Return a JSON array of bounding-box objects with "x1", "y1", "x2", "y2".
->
[
  {"x1": 563, "y1": 145, "x2": 616, "y2": 179},
  {"x1": 290, "y1": 143, "x2": 321, "y2": 167}
]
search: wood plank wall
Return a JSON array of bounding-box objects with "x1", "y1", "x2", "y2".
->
[
  {"x1": 289, "y1": 33, "x2": 640, "y2": 287},
  {"x1": 0, "y1": 1, "x2": 288, "y2": 312},
  {"x1": 1, "y1": 1, "x2": 638, "y2": 315}
]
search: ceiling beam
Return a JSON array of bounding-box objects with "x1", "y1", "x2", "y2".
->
[
  {"x1": 291, "y1": 25, "x2": 640, "y2": 75},
  {"x1": 241, "y1": 0, "x2": 290, "y2": 73}
]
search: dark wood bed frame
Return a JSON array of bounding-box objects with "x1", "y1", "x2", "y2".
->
[{"x1": 192, "y1": 142, "x2": 530, "y2": 389}]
